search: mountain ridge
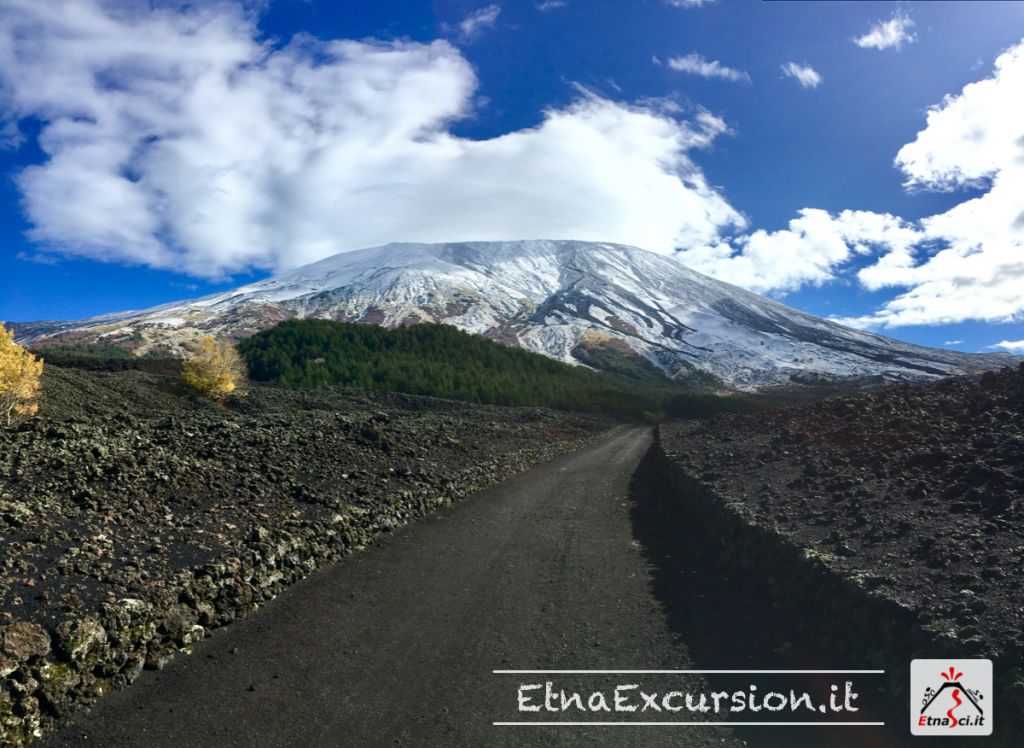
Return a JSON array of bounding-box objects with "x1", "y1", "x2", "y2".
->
[{"x1": 13, "y1": 239, "x2": 1015, "y2": 390}]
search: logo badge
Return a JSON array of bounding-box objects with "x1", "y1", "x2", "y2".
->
[{"x1": 911, "y1": 659, "x2": 992, "y2": 736}]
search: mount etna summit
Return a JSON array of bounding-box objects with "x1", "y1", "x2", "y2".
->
[{"x1": 14, "y1": 240, "x2": 1011, "y2": 389}]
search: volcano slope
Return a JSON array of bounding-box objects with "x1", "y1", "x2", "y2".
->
[
  {"x1": 0, "y1": 362, "x2": 610, "y2": 745},
  {"x1": 658, "y1": 364, "x2": 1024, "y2": 740}
]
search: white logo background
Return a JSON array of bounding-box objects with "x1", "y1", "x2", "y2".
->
[{"x1": 911, "y1": 659, "x2": 992, "y2": 736}]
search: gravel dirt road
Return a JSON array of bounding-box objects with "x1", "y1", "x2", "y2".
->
[{"x1": 41, "y1": 425, "x2": 740, "y2": 748}]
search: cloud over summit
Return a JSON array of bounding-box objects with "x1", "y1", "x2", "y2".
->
[
  {"x1": 1, "y1": 0, "x2": 1020, "y2": 338},
  {"x1": 0, "y1": 0, "x2": 743, "y2": 278}
]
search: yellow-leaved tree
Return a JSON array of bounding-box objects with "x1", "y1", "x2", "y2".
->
[
  {"x1": 181, "y1": 336, "x2": 247, "y2": 401},
  {"x1": 0, "y1": 323, "x2": 43, "y2": 427}
]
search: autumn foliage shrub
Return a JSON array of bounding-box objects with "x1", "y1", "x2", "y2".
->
[
  {"x1": 181, "y1": 336, "x2": 247, "y2": 401},
  {"x1": 0, "y1": 323, "x2": 43, "y2": 426}
]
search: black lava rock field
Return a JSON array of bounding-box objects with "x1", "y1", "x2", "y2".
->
[
  {"x1": 659, "y1": 364, "x2": 1024, "y2": 736},
  {"x1": 0, "y1": 363, "x2": 610, "y2": 745}
]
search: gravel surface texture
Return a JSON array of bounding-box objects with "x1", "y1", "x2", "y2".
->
[
  {"x1": 0, "y1": 364, "x2": 611, "y2": 744},
  {"x1": 660, "y1": 365, "x2": 1024, "y2": 737}
]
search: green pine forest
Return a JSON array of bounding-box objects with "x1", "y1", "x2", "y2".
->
[{"x1": 238, "y1": 319, "x2": 756, "y2": 419}]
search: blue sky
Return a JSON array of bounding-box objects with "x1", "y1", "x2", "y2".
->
[{"x1": 1, "y1": 0, "x2": 1023, "y2": 354}]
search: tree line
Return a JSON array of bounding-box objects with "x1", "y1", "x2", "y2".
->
[
  {"x1": 238, "y1": 319, "x2": 756, "y2": 419},
  {"x1": 5, "y1": 320, "x2": 761, "y2": 424}
]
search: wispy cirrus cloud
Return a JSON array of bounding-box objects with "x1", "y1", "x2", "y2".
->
[
  {"x1": 536, "y1": 0, "x2": 567, "y2": 11},
  {"x1": 458, "y1": 4, "x2": 501, "y2": 39},
  {"x1": 658, "y1": 53, "x2": 750, "y2": 83},
  {"x1": 853, "y1": 11, "x2": 916, "y2": 51},
  {"x1": 781, "y1": 62, "x2": 822, "y2": 89},
  {"x1": 665, "y1": 0, "x2": 716, "y2": 7}
]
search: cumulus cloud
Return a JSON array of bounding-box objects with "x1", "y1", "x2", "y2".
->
[
  {"x1": 458, "y1": 5, "x2": 501, "y2": 39},
  {"x1": 683, "y1": 40, "x2": 1024, "y2": 331},
  {"x1": 853, "y1": 11, "x2": 916, "y2": 51},
  {"x1": 781, "y1": 62, "x2": 822, "y2": 89},
  {"x1": 5, "y1": 0, "x2": 1018, "y2": 338},
  {"x1": 838, "y1": 42, "x2": 1024, "y2": 328},
  {"x1": 676, "y1": 209, "x2": 919, "y2": 294},
  {"x1": 992, "y1": 340, "x2": 1024, "y2": 352},
  {"x1": 662, "y1": 53, "x2": 750, "y2": 83},
  {"x1": 0, "y1": 0, "x2": 745, "y2": 278},
  {"x1": 894, "y1": 46, "x2": 1023, "y2": 190}
]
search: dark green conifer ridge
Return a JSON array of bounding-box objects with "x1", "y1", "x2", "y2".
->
[{"x1": 239, "y1": 319, "x2": 756, "y2": 418}]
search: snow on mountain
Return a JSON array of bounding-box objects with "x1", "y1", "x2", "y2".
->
[{"x1": 14, "y1": 240, "x2": 1015, "y2": 390}]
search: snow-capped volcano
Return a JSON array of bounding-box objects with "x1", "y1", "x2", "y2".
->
[{"x1": 14, "y1": 240, "x2": 1014, "y2": 390}]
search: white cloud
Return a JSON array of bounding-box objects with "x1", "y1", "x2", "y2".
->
[
  {"x1": 894, "y1": 44, "x2": 1023, "y2": 190},
  {"x1": 853, "y1": 11, "x2": 916, "y2": 51},
  {"x1": 458, "y1": 5, "x2": 501, "y2": 39},
  {"x1": 536, "y1": 0, "x2": 567, "y2": 11},
  {"x1": 683, "y1": 40, "x2": 1024, "y2": 331},
  {"x1": 780, "y1": 62, "x2": 822, "y2": 89},
  {"x1": 839, "y1": 42, "x2": 1024, "y2": 328},
  {"x1": 662, "y1": 53, "x2": 750, "y2": 83},
  {"x1": 666, "y1": 0, "x2": 716, "y2": 7},
  {"x1": 676, "y1": 209, "x2": 918, "y2": 294},
  {"x1": 992, "y1": 340, "x2": 1024, "y2": 352},
  {"x1": 5, "y1": 1, "x2": 1018, "y2": 337},
  {"x1": 0, "y1": 0, "x2": 746, "y2": 278},
  {"x1": 944, "y1": 340, "x2": 963, "y2": 346}
]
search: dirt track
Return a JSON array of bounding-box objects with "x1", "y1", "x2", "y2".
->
[
  {"x1": 1, "y1": 365, "x2": 610, "y2": 745},
  {"x1": 39, "y1": 426, "x2": 741, "y2": 747}
]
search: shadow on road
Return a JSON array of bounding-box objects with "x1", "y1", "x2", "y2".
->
[{"x1": 628, "y1": 440, "x2": 911, "y2": 748}]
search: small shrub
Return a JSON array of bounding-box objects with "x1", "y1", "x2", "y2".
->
[
  {"x1": 0, "y1": 323, "x2": 43, "y2": 427},
  {"x1": 642, "y1": 409, "x2": 666, "y2": 424},
  {"x1": 181, "y1": 336, "x2": 247, "y2": 401}
]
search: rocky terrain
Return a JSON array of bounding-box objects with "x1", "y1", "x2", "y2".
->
[
  {"x1": 658, "y1": 364, "x2": 1024, "y2": 738},
  {"x1": 0, "y1": 362, "x2": 611, "y2": 745}
]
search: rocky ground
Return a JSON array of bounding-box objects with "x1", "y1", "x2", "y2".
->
[
  {"x1": 0, "y1": 362, "x2": 611, "y2": 744},
  {"x1": 660, "y1": 364, "x2": 1024, "y2": 732}
]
